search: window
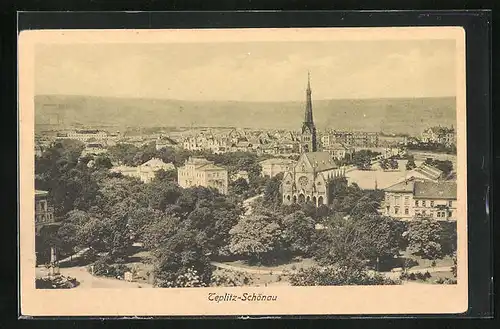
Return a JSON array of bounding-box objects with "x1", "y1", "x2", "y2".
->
[
  {"x1": 449, "y1": 201, "x2": 453, "y2": 207},
  {"x1": 422, "y1": 200, "x2": 426, "y2": 207},
  {"x1": 394, "y1": 196, "x2": 401, "y2": 205},
  {"x1": 404, "y1": 196, "x2": 409, "y2": 205},
  {"x1": 415, "y1": 200, "x2": 419, "y2": 207},
  {"x1": 404, "y1": 208, "x2": 409, "y2": 215},
  {"x1": 394, "y1": 207, "x2": 399, "y2": 215},
  {"x1": 448, "y1": 211, "x2": 453, "y2": 217},
  {"x1": 430, "y1": 201, "x2": 434, "y2": 207}
]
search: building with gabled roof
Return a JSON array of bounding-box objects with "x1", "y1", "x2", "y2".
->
[
  {"x1": 382, "y1": 177, "x2": 457, "y2": 221},
  {"x1": 177, "y1": 157, "x2": 228, "y2": 194},
  {"x1": 281, "y1": 151, "x2": 345, "y2": 207},
  {"x1": 259, "y1": 158, "x2": 297, "y2": 177},
  {"x1": 110, "y1": 158, "x2": 175, "y2": 183},
  {"x1": 406, "y1": 163, "x2": 444, "y2": 182}
]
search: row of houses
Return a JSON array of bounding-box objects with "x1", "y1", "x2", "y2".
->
[
  {"x1": 420, "y1": 126, "x2": 456, "y2": 146},
  {"x1": 110, "y1": 158, "x2": 176, "y2": 183}
]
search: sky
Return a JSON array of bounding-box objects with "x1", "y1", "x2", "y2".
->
[{"x1": 35, "y1": 39, "x2": 457, "y2": 102}]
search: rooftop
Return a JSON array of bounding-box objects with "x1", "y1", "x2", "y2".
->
[
  {"x1": 414, "y1": 181, "x2": 457, "y2": 200},
  {"x1": 141, "y1": 157, "x2": 174, "y2": 168},
  {"x1": 303, "y1": 151, "x2": 339, "y2": 172},
  {"x1": 384, "y1": 178, "x2": 457, "y2": 200},
  {"x1": 259, "y1": 158, "x2": 297, "y2": 166},
  {"x1": 198, "y1": 163, "x2": 227, "y2": 172}
]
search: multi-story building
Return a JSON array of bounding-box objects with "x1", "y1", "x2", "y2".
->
[
  {"x1": 110, "y1": 158, "x2": 176, "y2": 183},
  {"x1": 382, "y1": 178, "x2": 457, "y2": 221},
  {"x1": 35, "y1": 190, "x2": 55, "y2": 234},
  {"x1": 81, "y1": 143, "x2": 108, "y2": 158},
  {"x1": 137, "y1": 158, "x2": 176, "y2": 183},
  {"x1": 324, "y1": 142, "x2": 355, "y2": 160},
  {"x1": 177, "y1": 157, "x2": 228, "y2": 194},
  {"x1": 259, "y1": 158, "x2": 297, "y2": 177},
  {"x1": 421, "y1": 126, "x2": 456, "y2": 146},
  {"x1": 330, "y1": 130, "x2": 379, "y2": 147},
  {"x1": 66, "y1": 129, "x2": 108, "y2": 142}
]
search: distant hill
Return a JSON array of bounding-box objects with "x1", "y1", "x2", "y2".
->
[{"x1": 34, "y1": 94, "x2": 456, "y2": 135}]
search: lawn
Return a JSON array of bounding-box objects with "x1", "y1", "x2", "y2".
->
[
  {"x1": 400, "y1": 248, "x2": 454, "y2": 270},
  {"x1": 122, "y1": 247, "x2": 154, "y2": 284},
  {"x1": 221, "y1": 257, "x2": 317, "y2": 273}
]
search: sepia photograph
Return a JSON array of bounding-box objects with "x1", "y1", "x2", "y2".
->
[{"x1": 19, "y1": 27, "x2": 467, "y2": 316}]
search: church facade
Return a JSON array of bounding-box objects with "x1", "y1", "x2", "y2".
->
[
  {"x1": 281, "y1": 152, "x2": 345, "y2": 206},
  {"x1": 281, "y1": 73, "x2": 345, "y2": 207}
]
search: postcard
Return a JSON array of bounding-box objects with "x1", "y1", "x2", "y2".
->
[{"x1": 19, "y1": 26, "x2": 467, "y2": 316}]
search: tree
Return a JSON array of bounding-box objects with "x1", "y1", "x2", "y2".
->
[
  {"x1": 289, "y1": 265, "x2": 400, "y2": 286},
  {"x1": 93, "y1": 155, "x2": 113, "y2": 170},
  {"x1": 351, "y1": 149, "x2": 380, "y2": 170},
  {"x1": 152, "y1": 228, "x2": 212, "y2": 287},
  {"x1": 142, "y1": 215, "x2": 182, "y2": 250},
  {"x1": 228, "y1": 214, "x2": 283, "y2": 265},
  {"x1": 127, "y1": 207, "x2": 164, "y2": 239},
  {"x1": 57, "y1": 210, "x2": 90, "y2": 254},
  {"x1": 282, "y1": 211, "x2": 316, "y2": 255},
  {"x1": 107, "y1": 143, "x2": 140, "y2": 166},
  {"x1": 407, "y1": 217, "x2": 443, "y2": 259},
  {"x1": 380, "y1": 159, "x2": 389, "y2": 170},
  {"x1": 154, "y1": 169, "x2": 178, "y2": 183},
  {"x1": 146, "y1": 180, "x2": 182, "y2": 212},
  {"x1": 424, "y1": 159, "x2": 453, "y2": 177},
  {"x1": 406, "y1": 156, "x2": 417, "y2": 170},
  {"x1": 352, "y1": 214, "x2": 404, "y2": 267},
  {"x1": 389, "y1": 158, "x2": 399, "y2": 170},
  {"x1": 312, "y1": 216, "x2": 368, "y2": 268},
  {"x1": 35, "y1": 141, "x2": 100, "y2": 216},
  {"x1": 229, "y1": 177, "x2": 250, "y2": 196}
]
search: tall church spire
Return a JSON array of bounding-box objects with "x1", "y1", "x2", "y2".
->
[
  {"x1": 304, "y1": 71, "x2": 313, "y2": 123},
  {"x1": 300, "y1": 71, "x2": 317, "y2": 153}
]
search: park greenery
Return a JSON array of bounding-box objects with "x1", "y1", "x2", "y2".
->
[{"x1": 35, "y1": 141, "x2": 457, "y2": 287}]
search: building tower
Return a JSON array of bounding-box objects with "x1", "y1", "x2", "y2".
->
[{"x1": 300, "y1": 72, "x2": 317, "y2": 153}]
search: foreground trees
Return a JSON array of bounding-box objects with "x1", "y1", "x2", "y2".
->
[
  {"x1": 228, "y1": 214, "x2": 283, "y2": 265},
  {"x1": 290, "y1": 264, "x2": 400, "y2": 286},
  {"x1": 406, "y1": 217, "x2": 444, "y2": 259}
]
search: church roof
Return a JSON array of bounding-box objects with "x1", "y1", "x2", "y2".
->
[{"x1": 303, "y1": 151, "x2": 338, "y2": 172}]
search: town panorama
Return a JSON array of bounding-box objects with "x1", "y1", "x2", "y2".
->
[{"x1": 35, "y1": 72, "x2": 458, "y2": 289}]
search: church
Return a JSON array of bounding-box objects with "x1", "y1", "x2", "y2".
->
[{"x1": 281, "y1": 73, "x2": 345, "y2": 207}]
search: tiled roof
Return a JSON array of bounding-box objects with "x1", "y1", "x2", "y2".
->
[
  {"x1": 197, "y1": 163, "x2": 226, "y2": 171},
  {"x1": 384, "y1": 179, "x2": 416, "y2": 193},
  {"x1": 303, "y1": 152, "x2": 339, "y2": 172},
  {"x1": 414, "y1": 163, "x2": 443, "y2": 180},
  {"x1": 259, "y1": 158, "x2": 296, "y2": 166},
  {"x1": 327, "y1": 142, "x2": 348, "y2": 150},
  {"x1": 414, "y1": 181, "x2": 457, "y2": 200}
]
